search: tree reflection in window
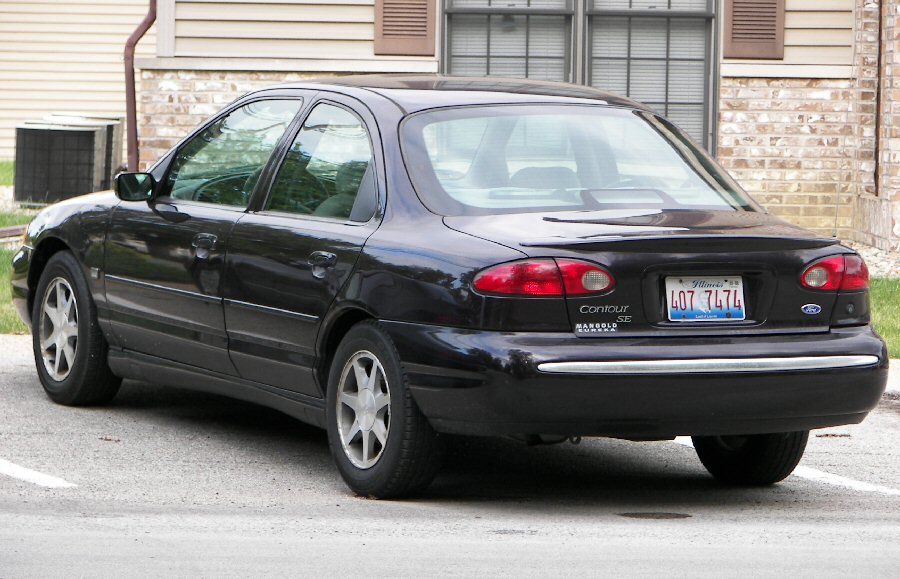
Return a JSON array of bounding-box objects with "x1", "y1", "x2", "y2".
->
[
  {"x1": 166, "y1": 99, "x2": 302, "y2": 207},
  {"x1": 267, "y1": 104, "x2": 373, "y2": 220}
]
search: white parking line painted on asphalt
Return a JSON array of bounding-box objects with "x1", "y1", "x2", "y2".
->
[
  {"x1": 672, "y1": 437, "x2": 900, "y2": 496},
  {"x1": 792, "y1": 466, "x2": 900, "y2": 496},
  {"x1": 0, "y1": 458, "x2": 76, "y2": 488}
]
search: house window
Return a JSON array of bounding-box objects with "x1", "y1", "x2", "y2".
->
[
  {"x1": 444, "y1": 1, "x2": 575, "y2": 82},
  {"x1": 443, "y1": 0, "x2": 715, "y2": 146}
]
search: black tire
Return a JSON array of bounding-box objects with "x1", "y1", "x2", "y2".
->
[
  {"x1": 325, "y1": 321, "x2": 441, "y2": 498},
  {"x1": 31, "y1": 251, "x2": 121, "y2": 406},
  {"x1": 692, "y1": 431, "x2": 809, "y2": 486}
]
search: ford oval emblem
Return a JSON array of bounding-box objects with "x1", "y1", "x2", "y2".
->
[{"x1": 801, "y1": 303, "x2": 822, "y2": 315}]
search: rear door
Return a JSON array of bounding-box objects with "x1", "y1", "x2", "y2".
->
[
  {"x1": 223, "y1": 96, "x2": 383, "y2": 396},
  {"x1": 105, "y1": 98, "x2": 305, "y2": 372}
]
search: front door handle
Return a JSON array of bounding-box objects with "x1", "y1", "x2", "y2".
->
[
  {"x1": 192, "y1": 233, "x2": 218, "y2": 259},
  {"x1": 308, "y1": 251, "x2": 337, "y2": 279}
]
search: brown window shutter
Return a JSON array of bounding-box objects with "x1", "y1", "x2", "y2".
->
[
  {"x1": 723, "y1": 0, "x2": 785, "y2": 59},
  {"x1": 375, "y1": 0, "x2": 435, "y2": 56}
]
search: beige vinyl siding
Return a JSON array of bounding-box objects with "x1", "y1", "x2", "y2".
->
[
  {"x1": 173, "y1": 0, "x2": 389, "y2": 61},
  {"x1": 0, "y1": 0, "x2": 156, "y2": 160},
  {"x1": 721, "y1": 0, "x2": 855, "y2": 78}
]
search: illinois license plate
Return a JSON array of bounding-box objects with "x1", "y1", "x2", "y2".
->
[{"x1": 665, "y1": 276, "x2": 745, "y2": 321}]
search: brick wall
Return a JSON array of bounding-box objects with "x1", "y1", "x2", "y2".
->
[
  {"x1": 853, "y1": 0, "x2": 899, "y2": 250},
  {"x1": 717, "y1": 0, "x2": 899, "y2": 250},
  {"x1": 717, "y1": 78, "x2": 867, "y2": 239},
  {"x1": 873, "y1": 0, "x2": 900, "y2": 249},
  {"x1": 138, "y1": 70, "x2": 335, "y2": 169}
]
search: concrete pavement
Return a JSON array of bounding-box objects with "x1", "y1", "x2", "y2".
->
[{"x1": 1, "y1": 334, "x2": 899, "y2": 577}]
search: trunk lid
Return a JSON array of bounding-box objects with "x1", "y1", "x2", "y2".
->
[{"x1": 446, "y1": 209, "x2": 848, "y2": 337}]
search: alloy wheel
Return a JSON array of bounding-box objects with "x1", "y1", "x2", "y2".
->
[
  {"x1": 336, "y1": 350, "x2": 391, "y2": 469},
  {"x1": 38, "y1": 277, "x2": 79, "y2": 381}
]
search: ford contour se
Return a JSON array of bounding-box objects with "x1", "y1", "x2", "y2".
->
[{"x1": 10, "y1": 76, "x2": 888, "y2": 498}]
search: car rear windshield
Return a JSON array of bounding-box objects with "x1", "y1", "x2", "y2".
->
[{"x1": 400, "y1": 105, "x2": 757, "y2": 216}]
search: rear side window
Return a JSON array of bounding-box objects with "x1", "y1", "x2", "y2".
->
[
  {"x1": 266, "y1": 103, "x2": 375, "y2": 222},
  {"x1": 402, "y1": 105, "x2": 755, "y2": 216}
]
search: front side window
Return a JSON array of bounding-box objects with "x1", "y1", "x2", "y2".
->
[
  {"x1": 165, "y1": 99, "x2": 303, "y2": 207},
  {"x1": 402, "y1": 105, "x2": 752, "y2": 216},
  {"x1": 266, "y1": 103, "x2": 375, "y2": 222}
]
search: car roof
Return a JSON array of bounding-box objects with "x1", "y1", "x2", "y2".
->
[{"x1": 264, "y1": 74, "x2": 650, "y2": 113}]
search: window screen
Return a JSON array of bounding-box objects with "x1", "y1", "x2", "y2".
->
[
  {"x1": 446, "y1": 1, "x2": 573, "y2": 82},
  {"x1": 589, "y1": 1, "x2": 711, "y2": 143},
  {"x1": 443, "y1": 0, "x2": 715, "y2": 147}
]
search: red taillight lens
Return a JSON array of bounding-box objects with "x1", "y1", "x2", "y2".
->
[
  {"x1": 473, "y1": 259, "x2": 564, "y2": 296},
  {"x1": 841, "y1": 255, "x2": 869, "y2": 290},
  {"x1": 800, "y1": 255, "x2": 869, "y2": 291},
  {"x1": 473, "y1": 259, "x2": 614, "y2": 297}
]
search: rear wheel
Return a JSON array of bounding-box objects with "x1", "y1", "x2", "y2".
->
[
  {"x1": 692, "y1": 431, "x2": 809, "y2": 486},
  {"x1": 325, "y1": 321, "x2": 441, "y2": 498},
  {"x1": 32, "y1": 251, "x2": 121, "y2": 405}
]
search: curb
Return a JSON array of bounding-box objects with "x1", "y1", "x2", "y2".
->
[{"x1": 886, "y1": 359, "x2": 900, "y2": 395}]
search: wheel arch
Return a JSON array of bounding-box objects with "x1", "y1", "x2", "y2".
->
[
  {"x1": 27, "y1": 236, "x2": 71, "y2": 318},
  {"x1": 316, "y1": 306, "x2": 375, "y2": 390}
]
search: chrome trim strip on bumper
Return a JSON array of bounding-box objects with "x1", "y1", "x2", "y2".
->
[{"x1": 537, "y1": 355, "x2": 881, "y2": 375}]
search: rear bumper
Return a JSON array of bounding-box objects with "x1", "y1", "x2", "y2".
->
[{"x1": 380, "y1": 321, "x2": 889, "y2": 438}]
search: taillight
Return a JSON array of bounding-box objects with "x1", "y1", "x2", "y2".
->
[
  {"x1": 841, "y1": 255, "x2": 869, "y2": 290},
  {"x1": 556, "y1": 259, "x2": 615, "y2": 295},
  {"x1": 473, "y1": 259, "x2": 614, "y2": 297},
  {"x1": 800, "y1": 255, "x2": 869, "y2": 291},
  {"x1": 473, "y1": 259, "x2": 562, "y2": 296}
]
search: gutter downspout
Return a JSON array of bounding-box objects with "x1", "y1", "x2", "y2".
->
[
  {"x1": 873, "y1": 0, "x2": 884, "y2": 198},
  {"x1": 125, "y1": 0, "x2": 157, "y2": 172}
]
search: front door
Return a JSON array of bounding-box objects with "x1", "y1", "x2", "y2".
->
[
  {"x1": 104, "y1": 98, "x2": 305, "y2": 372},
  {"x1": 224, "y1": 99, "x2": 382, "y2": 396}
]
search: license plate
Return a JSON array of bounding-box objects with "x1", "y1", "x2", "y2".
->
[{"x1": 665, "y1": 276, "x2": 745, "y2": 321}]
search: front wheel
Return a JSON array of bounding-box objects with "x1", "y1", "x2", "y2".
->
[
  {"x1": 32, "y1": 251, "x2": 121, "y2": 405},
  {"x1": 692, "y1": 431, "x2": 809, "y2": 486},
  {"x1": 325, "y1": 321, "x2": 441, "y2": 498}
]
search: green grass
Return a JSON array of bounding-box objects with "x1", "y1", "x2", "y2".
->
[
  {"x1": 871, "y1": 278, "x2": 900, "y2": 358},
  {"x1": 0, "y1": 248, "x2": 28, "y2": 334},
  {"x1": 0, "y1": 161, "x2": 13, "y2": 187},
  {"x1": 0, "y1": 211, "x2": 33, "y2": 228}
]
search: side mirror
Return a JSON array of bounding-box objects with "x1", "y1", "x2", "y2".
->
[{"x1": 115, "y1": 172, "x2": 156, "y2": 201}]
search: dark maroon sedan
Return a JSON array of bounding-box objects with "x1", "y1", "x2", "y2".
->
[{"x1": 11, "y1": 76, "x2": 888, "y2": 497}]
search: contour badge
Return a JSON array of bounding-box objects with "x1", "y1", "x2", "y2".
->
[{"x1": 801, "y1": 304, "x2": 822, "y2": 315}]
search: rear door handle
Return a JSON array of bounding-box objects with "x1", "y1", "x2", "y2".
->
[
  {"x1": 308, "y1": 251, "x2": 337, "y2": 279},
  {"x1": 308, "y1": 251, "x2": 337, "y2": 268}
]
